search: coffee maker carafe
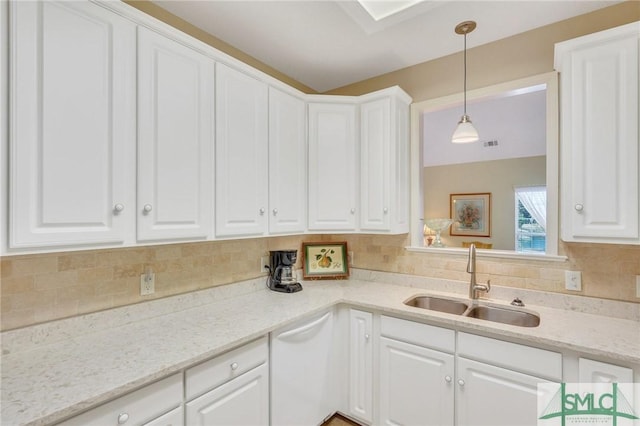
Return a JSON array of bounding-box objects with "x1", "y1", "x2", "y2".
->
[{"x1": 267, "y1": 250, "x2": 303, "y2": 293}]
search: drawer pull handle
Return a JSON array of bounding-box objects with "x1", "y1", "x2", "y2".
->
[
  {"x1": 117, "y1": 413, "x2": 129, "y2": 424},
  {"x1": 231, "y1": 362, "x2": 239, "y2": 371}
]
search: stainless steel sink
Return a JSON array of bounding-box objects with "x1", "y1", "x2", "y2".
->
[
  {"x1": 464, "y1": 305, "x2": 540, "y2": 327},
  {"x1": 404, "y1": 296, "x2": 469, "y2": 315}
]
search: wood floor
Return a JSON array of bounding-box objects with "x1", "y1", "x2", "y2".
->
[{"x1": 322, "y1": 413, "x2": 362, "y2": 426}]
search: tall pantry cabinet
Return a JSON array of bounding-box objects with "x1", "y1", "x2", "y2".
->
[{"x1": 9, "y1": 1, "x2": 136, "y2": 248}]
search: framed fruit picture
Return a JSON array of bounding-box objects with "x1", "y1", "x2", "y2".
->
[{"x1": 302, "y1": 242, "x2": 349, "y2": 279}]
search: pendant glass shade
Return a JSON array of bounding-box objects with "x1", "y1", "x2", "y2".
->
[{"x1": 452, "y1": 114, "x2": 479, "y2": 143}]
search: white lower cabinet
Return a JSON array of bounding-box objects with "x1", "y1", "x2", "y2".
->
[
  {"x1": 185, "y1": 364, "x2": 269, "y2": 426},
  {"x1": 378, "y1": 315, "x2": 455, "y2": 426},
  {"x1": 348, "y1": 309, "x2": 374, "y2": 424},
  {"x1": 58, "y1": 374, "x2": 183, "y2": 426},
  {"x1": 456, "y1": 332, "x2": 561, "y2": 426},
  {"x1": 379, "y1": 337, "x2": 454, "y2": 426},
  {"x1": 184, "y1": 337, "x2": 269, "y2": 426},
  {"x1": 456, "y1": 357, "x2": 551, "y2": 426},
  {"x1": 375, "y1": 316, "x2": 563, "y2": 426}
]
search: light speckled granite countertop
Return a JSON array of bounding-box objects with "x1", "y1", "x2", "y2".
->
[{"x1": 2, "y1": 270, "x2": 639, "y2": 426}]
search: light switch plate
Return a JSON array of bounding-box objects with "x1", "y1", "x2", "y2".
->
[{"x1": 564, "y1": 270, "x2": 582, "y2": 291}]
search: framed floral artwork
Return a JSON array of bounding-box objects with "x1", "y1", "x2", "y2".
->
[
  {"x1": 450, "y1": 193, "x2": 491, "y2": 237},
  {"x1": 302, "y1": 242, "x2": 349, "y2": 279}
]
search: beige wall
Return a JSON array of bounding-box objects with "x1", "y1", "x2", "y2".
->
[
  {"x1": 325, "y1": 1, "x2": 640, "y2": 100},
  {"x1": 1, "y1": 2, "x2": 639, "y2": 331}
]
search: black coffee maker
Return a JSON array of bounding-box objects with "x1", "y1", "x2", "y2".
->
[{"x1": 267, "y1": 250, "x2": 303, "y2": 293}]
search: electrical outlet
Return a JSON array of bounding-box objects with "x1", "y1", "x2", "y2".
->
[
  {"x1": 260, "y1": 256, "x2": 270, "y2": 273},
  {"x1": 564, "y1": 270, "x2": 582, "y2": 291},
  {"x1": 140, "y1": 270, "x2": 155, "y2": 295},
  {"x1": 348, "y1": 251, "x2": 354, "y2": 266},
  {"x1": 636, "y1": 276, "x2": 640, "y2": 298}
]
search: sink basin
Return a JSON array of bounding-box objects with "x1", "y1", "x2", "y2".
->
[
  {"x1": 404, "y1": 296, "x2": 469, "y2": 315},
  {"x1": 464, "y1": 305, "x2": 540, "y2": 327}
]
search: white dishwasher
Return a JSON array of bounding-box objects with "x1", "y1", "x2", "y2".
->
[{"x1": 271, "y1": 309, "x2": 337, "y2": 426}]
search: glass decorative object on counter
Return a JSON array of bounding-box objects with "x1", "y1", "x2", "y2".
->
[{"x1": 424, "y1": 218, "x2": 453, "y2": 248}]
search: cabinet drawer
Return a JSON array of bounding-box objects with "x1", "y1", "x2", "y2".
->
[
  {"x1": 58, "y1": 373, "x2": 182, "y2": 426},
  {"x1": 185, "y1": 336, "x2": 268, "y2": 400},
  {"x1": 579, "y1": 358, "x2": 634, "y2": 383},
  {"x1": 458, "y1": 332, "x2": 562, "y2": 381},
  {"x1": 380, "y1": 315, "x2": 455, "y2": 353}
]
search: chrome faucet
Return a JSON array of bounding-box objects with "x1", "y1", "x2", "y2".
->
[{"x1": 467, "y1": 244, "x2": 490, "y2": 299}]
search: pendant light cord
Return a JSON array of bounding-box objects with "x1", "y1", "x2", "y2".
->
[{"x1": 463, "y1": 32, "x2": 467, "y2": 116}]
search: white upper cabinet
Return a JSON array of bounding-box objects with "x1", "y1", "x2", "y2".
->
[
  {"x1": 556, "y1": 22, "x2": 640, "y2": 244},
  {"x1": 215, "y1": 63, "x2": 269, "y2": 238},
  {"x1": 268, "y1": 87, "x2": 307, "y2": 235},
  {"x1": 359, "y1": 88, "x2": 411, "y2": 233},
  {"x1": 9, "y1": 1, "x2": 136, "y2": 249},
  {"x1": 137, "y1": 26, "x2": 214, "y2": 242},
  {"x1": 307, "y1": 101, "x2": 358, "y2": 231}
]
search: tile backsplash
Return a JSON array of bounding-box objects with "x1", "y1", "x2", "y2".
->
[{"x1": 1, "y1": 234, "x2": 639, "y2": 330}]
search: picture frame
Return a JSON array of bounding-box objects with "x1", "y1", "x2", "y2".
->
[
  {"x1": 302, "y1": 242, "x2": 349, "y2": 279},
  {"x1": 450, "y1": 193, "x2": 491, "y2": 237}
]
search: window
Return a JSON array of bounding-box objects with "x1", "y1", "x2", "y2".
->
[{"x1": 515, "y1": 186, "x2": 546, "y2": 253}]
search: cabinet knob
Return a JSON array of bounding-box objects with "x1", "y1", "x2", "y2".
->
[
  {"x1": 273, "y1": 208, "x2": 278, "y2": 216},
  {"x1": 113, "y1": 204, "x2": 124, "y2": 213},
  {"x1": 364, "y1": 334, "x2": 370, "y2": 340},
  {"x1": 574, "y1": 204, "x2": 584, "y2": 212},
  {"x1": 350, "y1": 208, "x2": 355, "y2": 214},
  {"x1": 458, "y1": 379, "x2": 465, "y2": 387},
  {"x1": 259, "y1": 208, "x2": 265, "y2": 215},
  {"x1": 143, "y1": 204, "x2": 153, "y2": 213},
  {"x1": 445, "y1": 375, "x2": 452, "y2": 383},
  {"x1": 230, "y1": 362, "x2": 239, "y2": 371},
  {"x1": 383, "y1": 207, "x2": 388, "y2": 214},
  {"x1": 117, "y1": 413, "x2": 129, "y2": 424}
]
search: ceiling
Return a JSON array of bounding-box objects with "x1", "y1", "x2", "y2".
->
[{"x1": 152, "y1": 0, "x2": 621, "y2": 93}]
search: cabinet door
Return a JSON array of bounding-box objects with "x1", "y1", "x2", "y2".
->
[
  {"x1": 186, "y1": 364, "x2": 269, "y2": 426},
  {"x1": 379, "y1": 337, "x2": 454, "y2": 426},
  {"x1": 268, "y1": 87, "x2": 306, "y2": 234},
  {"x1": 348, "y1": 309, "x2": 373, "y2": 424},
  {"x1": 137, "y1": 27, "x2": 214, "y2": 241},
  {"x1": 360, "y1": 98, "x2": 391, "y2": 232},
  {"x1": 308, "y1": 103, "x2": 358, "y2": 231},
  {"x1": 215, "y1": 63, "x2": 268, "y2": 237},
  {"x1": 456, "y1": 357, "x2": 553, "y2": 426},
  {"x1": 9, "y1": 1, "x2": 136, "y2": 248},
  {"x1": 558, "y1": 23, "x2": 639, "y2": 243}
]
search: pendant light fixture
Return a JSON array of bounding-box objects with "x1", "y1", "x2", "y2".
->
[{"x1": 452, "y1": 20, "x2": 479, "y2": 144}]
